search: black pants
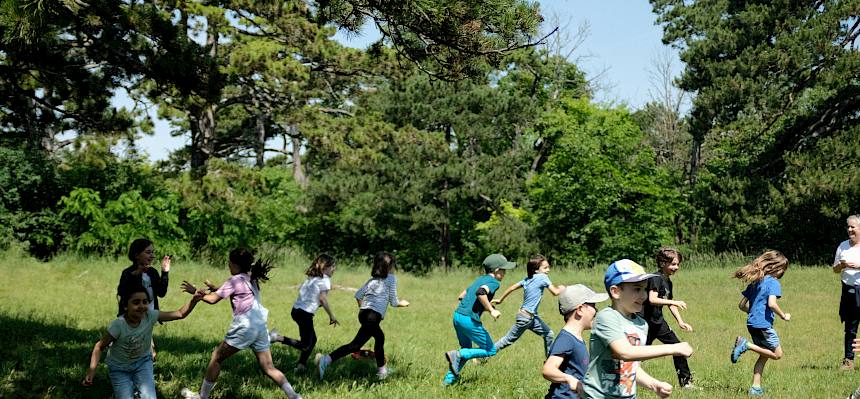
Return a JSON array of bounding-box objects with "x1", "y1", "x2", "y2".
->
[
  {"x1": 282, "y1": 308, "x2": 317, "y2": 366},
  {"x1": 646, "y1": 319, "x2": 692, "y2": 385},
  {"x1": 841, "y1": 283, "x2": 860, "y2": 359},
  {"x1": 330, "y1": 309, "x2": 386, "y2": 367}
]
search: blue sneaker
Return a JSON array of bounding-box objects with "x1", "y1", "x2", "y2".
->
[
  {"x1": 748, "y1": 386, "x2": 764, "y2": 396},
  {"x1": 731, "y1": 336, "x2": 748, "y2": 363},
  {"x1": 445, "y1": 350, "x2": 462, "y2": 376},
  {"x1": 442, "y1": 372, "x2": 457, "y2": 386},
  {"x1": 316, "y1": 353, "x2": 332, "y2": 380}
]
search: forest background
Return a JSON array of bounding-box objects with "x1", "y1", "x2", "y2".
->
[{"x1": 1, "y1": 0, "x2": 858, "y2": 271}]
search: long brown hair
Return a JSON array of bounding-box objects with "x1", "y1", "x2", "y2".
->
[
  {"x1": 371, "y1": 251, "x2": 395, "y2": 278},
  {"x1": 306, "y1": 254, "x2": 336, "y2": 277},
  {"x1": 733, "y1": 250, "x2": 789, "y2": 284}
]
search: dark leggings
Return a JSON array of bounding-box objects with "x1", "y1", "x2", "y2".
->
[
  {"x1": 281, "y1": 308, "x2": 317, "y2": 366},
  {"x1": 647, "y1": 319, "x2": 692, "y2": 385},
  {"x1": 330, "y1": 309, "x2": 386, "y2": 367}
]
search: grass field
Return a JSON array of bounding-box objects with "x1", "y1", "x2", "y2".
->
[{"x1": 1, "y1": 248, "x2": 858, "y2": 398}]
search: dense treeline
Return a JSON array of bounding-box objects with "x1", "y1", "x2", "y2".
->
[{"x1": 0, "y1": 1, "x2": 856, "y2": 271}]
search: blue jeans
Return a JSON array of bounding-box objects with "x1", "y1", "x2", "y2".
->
[
  {"x1": 494, "y1": 311, "x2": 554, "y2": 357},
  {"x1": 444, "y1": 312, "x2": 497, "y2": 382},
  {"x1": 108, "y1": 355, "x2": 156, "y2": 399}
]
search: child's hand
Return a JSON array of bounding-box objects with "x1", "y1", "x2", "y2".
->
[
  {"x1": 161, "y1": 255, "x2": 171, "y2": 273},
  {"x1": 678, "y1": 322, "x2": 693, "y2": 331},
  {"x1": 653, "y1": 380, "x2": 672, "y2": 398},
  {"x1": 782, "y1": 313, "x2": 791, "y2": 321},
  {"x1": 674, "y1": 300, "x2": 687, "y2": 310},
  {"x1": 204, "y1": 279, "x2": 218, "y2": 292},
  {"x1": 567, "y1": 377, "x2": 583, "y2": 396},
  {"x1": 398, "y1": 299, "x2": 410, "y2": 307},
  {"x1": 853, "y1": 338, "x2": 860, "y2": 353},
  {"x1": 675, "y1": 342, "x2": 694, "y2": 357},
  {"x1": 82, "y1": 370, "x2": 95, "y2": 387},
  {"x1": 180, "y1": 280, "x2": 198, "y2": 295},
  {"x1": 490, "y1": 309, "x2": 501, "y2": 320},
  {"x1": 491, "y1": 298, "x2": 502, "y2": 305},
  {"x1": 329, "y1": 317, "x2": 339, "y2": 326},
  {"x1": 192, "y1": 290, "x2": 205, "y2": 301}
]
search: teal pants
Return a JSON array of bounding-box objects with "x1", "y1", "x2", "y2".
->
[{"x1": 444, "y1": 312, "x2": 497, "y2": 383}]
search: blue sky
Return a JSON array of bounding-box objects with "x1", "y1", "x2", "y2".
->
[{"x1": 129, "y1": 0, "x2": 681, "y2": 161}]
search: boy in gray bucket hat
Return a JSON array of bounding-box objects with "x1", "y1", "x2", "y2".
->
[{"x1": 542, "y1": 284, "x2": 608, "y2": 399}]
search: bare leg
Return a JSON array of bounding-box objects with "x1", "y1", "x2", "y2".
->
[
  {"x1": 752, "y1": 354, "x2": 768, "y2": 387},
  {"x1": 204, "y1": 341, "x2": 241, "y2": 383},
  {"x1": 747, "y1": 343, "x2": 783, "y2": 361},
  {"x1": 255, "y1": 350, "x2": 299, "y2": 398}
]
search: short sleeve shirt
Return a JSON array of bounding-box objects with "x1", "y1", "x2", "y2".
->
[
  {"x1": 106, "y1": 308, "x2": 159, "y2": 367},
  {"x1": 836, "y1": 240, "x2": 860, "y2": 286},
  {"x1": 641, "y1": 275, "x2": 672, "y2": 325},
  {"x1": 521, "y1": 273, "x2": 552, "y2": 315},
  {"x1": 742, "y1": 276, "x2": 782, "y2": 328},
  {"x1": 216, "y1": 273, "x2": 255, "y2": 316},
  {"x1": 456, "y1": 275, "x2": 500, "y2": 322},
  {"x1": 293, "y1": 276, "x2": 331, "y2": 314},
  {"x1": 583, "y1": 307, "x2": 648, "y2": 399},
  {"x1": 546, "y1": 329, "x2": 589, "y2": 399}
]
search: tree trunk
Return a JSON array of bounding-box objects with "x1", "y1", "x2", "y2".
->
[
  {"x1": 289, "y1": 125, "x2": 308, "y2": 187},
  {"x1": 190, "y1": 20, "x2": 219, "y2": 178},
  {"x1": 255, "y1": 113, "x2": 266, "y2": 168}
]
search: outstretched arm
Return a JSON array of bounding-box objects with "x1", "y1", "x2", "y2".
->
[
  {"x1": 546, "y1": 282, "x2": 565, "y2": 296},
  {"x1": 668, "y1": 304, "x2": 693, "y2": 331},
  {"x1": 609, "y1": 338, "x2": 692, "y2": 361},
  {"x1": 491, "y1": 282, "x2": 522, "y2": 305},
  {"x1": 647, "y1": 291, "x2": 687, "y2": 309},
  {"x1": 158, "y1": 291, "x2": 204, "y2": 322},
  {"x1": 181, "y1": 281, "x2": 221, "y2": 304},
  {"x1": 83, "y1": 332, "x2": 115, "y2": 386}
]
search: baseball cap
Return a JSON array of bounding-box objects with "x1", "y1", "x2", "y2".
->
[
  {"x1": 558, "y1": 284, "x2": 609, "y2": 315},
  {"x1": 604, "y1": 259, "x2": 658, "y2": 292},
  {"x1": 482, "y1": 253, "x2": 517, "y2": 270}
]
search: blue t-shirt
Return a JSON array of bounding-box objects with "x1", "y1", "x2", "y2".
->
[
  {"x1": 456, "y1": 275, "x2": 501, "y2": 322},
  {"x1": 546, "y1": 329, "x2": 588, "y2": 399},
  {"x1": 520, "y1": 273, "x2": 551, "y2": 314},
  {"x1": 742, "y1": 276, "x2": 782, "y2": 328}
]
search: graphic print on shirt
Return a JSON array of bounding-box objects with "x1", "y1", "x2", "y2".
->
[{"x1": 613, "y1": 331, "x2": 643, "y2": 396}]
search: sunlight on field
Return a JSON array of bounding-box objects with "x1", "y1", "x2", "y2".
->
[{"x1": 0, "y1": 250, "x2": 856, "y2": 398}]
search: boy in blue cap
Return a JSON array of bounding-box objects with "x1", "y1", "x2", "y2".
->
[
  {"x1": 442, "y1": 253, "x2": 516, "y2": 385},
  {"x1": 582, "y1": 259, "x2": 693, "y2": 398}
]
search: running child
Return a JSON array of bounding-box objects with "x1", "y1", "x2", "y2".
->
[
  {"x1": 83, "y1": 282, "x2": 203, "y2": 399},
  {"x1": 270, "y1": 254, "x2": 339, "y2": 372},
  {"x1": 316, "y1": 251, "x2": 409, "y2": 380},
  {"x1": 730, "y1": 250, "x2": 791, "y2": 397},
  {"x1": 640, "y1": 246, "x2": 695, "y2": 388},
  {"x1": 180, "y1": 248, "x2": 302, "y2": 399},
  {"x1": 542, "y1": 284, "x2": 609, "y2": 399},
  {"x1": 442, "y1": 253, "x2": 516, "y2": 386},
  {"x1": 582, "y1": 259, "x2": 693, "y2": 399},
  {"x1": 492, "y1": 254, "x2": 564, "y2": 357}
]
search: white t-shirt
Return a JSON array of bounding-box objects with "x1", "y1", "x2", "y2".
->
[
  {"x1": 293, "y1": 276, "x2": 331, "y2": 314},
  {"x1": 141, "y1": 273, "x2": 155, "y2": 311},
  {"x1": 835, "y1": 240, "x2": 860, "y2": 286}
]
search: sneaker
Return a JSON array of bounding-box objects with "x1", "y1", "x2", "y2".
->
[
  {"x1": 316, "y1": 353, "x2": 332, "y2": 380},
  {"x1": 682, "y1": 382, "x2": 701, "y2": 390},
  {"x1": 268, "y1": 328, "x2": 281, "y2": 343},
  {"x1": 748, "y1": 386, "x2": 764, "y2": 396},
  {"x1": 293, "y1": 363, "x2": 307, "y2": 373},
  {"x1": 841, "y1": 358, "x2": 855, "y2": 371},
  {"x1": 442, "y1": 373, "x2": 457, "y2": 386},
  {"x1": 445, "y1": 350, "x2": 461, "y2": 376},
  {"x1": 847, "y1": 385, "x2": 860, "y2": 399},
  {"x1": 377, "y1": 366, "x2": 390, "y2": 380},
  {"x1": 731, "y1": 336, "x2": 748, "y2": 363},
  {"x1": 180, "y1": 387, "x2": 201, "y2": 399}
]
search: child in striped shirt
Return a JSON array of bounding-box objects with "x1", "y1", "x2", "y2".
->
[{"x1": 315, "y1": 251, "x2": 409, "y2": 380}]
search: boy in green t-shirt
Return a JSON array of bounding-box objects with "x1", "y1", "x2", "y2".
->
[{"x1": 583, "y1": 259, "x2": 694, "y2": 399}]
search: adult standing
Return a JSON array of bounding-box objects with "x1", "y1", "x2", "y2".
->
[
  {"x1": 117, "y1": 238, "x2": 171, "y2": 359},
  {"x1": 834, "y1": 215, "x2": 860, "y2": 371}
]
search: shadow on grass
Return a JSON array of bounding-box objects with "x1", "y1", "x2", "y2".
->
[{"x1": 0, "y1": 314, "x2": 303, "y2": 399}]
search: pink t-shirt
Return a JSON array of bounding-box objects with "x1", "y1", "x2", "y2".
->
[{"x1": 216, "y1": 273, "x2": 255, "y2": 316}]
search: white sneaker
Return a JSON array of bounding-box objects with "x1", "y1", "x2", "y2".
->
[
  {"x1": 377, "y1": 366, "x2": 391, "y2": 380},
  {"x1": 180, "y1": 387, "x2": 201, "y2": 399},
  {"x1": 268, "y1": 328, "x2": 280, "y2": 343}
]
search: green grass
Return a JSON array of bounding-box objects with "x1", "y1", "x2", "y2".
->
[{"x1": 0, "y1": 249, "x2": 856, "y2": 398}]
